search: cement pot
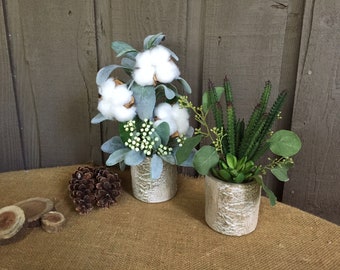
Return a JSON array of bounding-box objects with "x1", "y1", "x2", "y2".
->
[
  {"x1": 205, "y1": 174, "x2": 261, "y2": 236},
  {"x1": 131, "y1": 158, "x2": 177, "y2": 203}
]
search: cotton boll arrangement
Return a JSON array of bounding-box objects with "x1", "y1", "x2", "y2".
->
[
  {"x1": 97, "y1": 78, "x2": 136, "y2": 122},
  {"x1": 91, "y1": 33, "x2": 196, "y2": 177},
  {"x1": 154, "y1": 103, "x2": 190, "y2": 136},
  {"x1": 133, "y1": 45, "x2": 180, "y2": 86}
]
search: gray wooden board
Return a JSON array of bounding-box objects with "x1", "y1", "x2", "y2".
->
[
  {"x1": 283, "y1": 0, "x2": 340, "y2": 225},
  {"x1": 0, "y1": 1, "x2": 25, "y2": 172},
  {"x1": 4, "y1": 0, "x2": 101, "y2": 168}
]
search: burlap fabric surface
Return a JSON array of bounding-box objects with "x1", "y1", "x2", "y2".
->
[{"x1": 0, "y1": 165, "x2": 339, "y2": 270}]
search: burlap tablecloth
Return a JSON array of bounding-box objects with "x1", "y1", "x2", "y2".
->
[{"x1": 0, "y1": 165, "x2": 339, "y2": 270}]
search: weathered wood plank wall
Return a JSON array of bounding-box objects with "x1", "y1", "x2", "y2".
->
[
  {"x1": 283, "y1": 0, "x2": 340, "y2": 224},
  {"x1": 0, "y1": 0, "x2": 339, "y2": 224}
]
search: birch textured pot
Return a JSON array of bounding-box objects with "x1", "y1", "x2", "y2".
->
[
  {"x1": 205, "y1": 174, "x2": 261, "y2": 236},
  {"x1": 130, "y1": 158, "x2": 177, "y2": 203}
]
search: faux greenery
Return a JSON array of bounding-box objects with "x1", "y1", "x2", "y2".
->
[
  {"x1": 92, "y1": 33, "x2": 196, "y2": 179},
  {"x1": 177, "y1": 76, "x2": 302, "y2": 205}
]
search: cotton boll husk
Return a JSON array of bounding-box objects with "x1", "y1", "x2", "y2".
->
[
  {"x1": 150, "y1": 45, "x2": 171, "y2": 66},
  {"x1": 133, "y1": 66, "x2": 155, "y2": 86},
  {"x1": 155, "y1": 61, "x2": 180, "y2": 83},
  {"x1": 97, "y1": 99, "x2": 116, "y2": 120},
  {"x1": 112, "y1": 84, "x2": 134, "y2": 105},
  {"x1": 154, "y1": 118, "x2": 177, "y2": 135},
  {"x1": 154, "y1": 103, "x2": 173, "y2": 119},
  {"x1": 112, "y1": 105, "x2": 137, "y2": 122},
  {"x1": 171, "y1": 103, "x2": 190, "y2": 135},
  {"x1": 98, "y1": 78, "x2": 116, "y2": 98}
]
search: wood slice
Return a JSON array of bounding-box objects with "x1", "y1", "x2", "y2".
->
[
  {"x1": 41, "y1": 211, "x2": 66, "y2": 233},
  {"x1": 0, "y1": 205, "x2": 27, "y2": 245},
  {"x1": 15, "y1": 197, "x2": 54, "y2": 228}
]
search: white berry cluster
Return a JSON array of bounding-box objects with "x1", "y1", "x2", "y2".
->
[{"x1": 124, "y1": 119, "x2": 168, "y2": 157}]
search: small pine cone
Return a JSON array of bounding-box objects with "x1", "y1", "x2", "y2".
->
[
  {"x1": 69, "y1": 166, "x2": 97, "y2": 214},
  {"x1": 94, "y1": 169, "x2": 121, "y2": 208}
]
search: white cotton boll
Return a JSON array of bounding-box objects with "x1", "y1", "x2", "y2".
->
[
  {"x1": 154, "y1": 118, "x2": 177, "y2": 135},
  {"x1": 171, "y1": 103, "x2": 190, "y2": 135},
  {"x1": 154, "y1": 103, "x2": 173, "y2": 119},
  {"x1": 97, "y1": 99, "x2": 116, "y2": 120},
  {"x1": 133, "y1": 66, "x2": 155, "y2": 86},
  {"x1": 112, "y1": 105, "x2": 137, "y2": 122},
  {"x1": 112, "y1": 84, "x2": 133, "y2": 105},
  {"x1": 98, "y1": 78, "x2": 116, "y2": 98},
  {"x1": 150, "y1": 45, "x2": 171, "y2": 66},
  {"x1": 155, "y1": 61, "x2": 180, "y2": 83},
  {"x1": 135, "y1": 50, "x2": 153, "y2": 68}
]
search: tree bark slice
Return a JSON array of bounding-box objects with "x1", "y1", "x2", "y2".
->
[
  {"x1": 41, "y1": 211, "x2": 66, "y2": 233},
  {"x1": 0, "y1": 205, "x2": 27, "y2": 245},
  {"x1": 15, "y1": 197, "x2": 54, "y2": 228}
]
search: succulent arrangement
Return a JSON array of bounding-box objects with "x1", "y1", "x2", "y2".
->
[
  {"x1": 177, "y1": 76, "x2": 302, "y2": 205},
  {"x1": 91, "y1": 33, "x2": 195, "y2": 179}
]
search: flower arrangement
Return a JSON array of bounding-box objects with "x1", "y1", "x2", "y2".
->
[
  {"x1": 177, "y1": 76, "x2": 302, "y2": 205},
  {"x1": 91, "y1": 33, "x2": 195, "y2": 179}
]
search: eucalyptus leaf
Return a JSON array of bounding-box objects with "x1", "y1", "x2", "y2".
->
[
  {"x1": 268, "y1": 130, "x2": 302, "y2": 157},
  {"x1": 96, "y1": 65, "x2": 122, "y2": 85},
  {"x1": 177, "y1": 150, "x2": 195, "y2": 167},
  {"x1": 151, "y1": 154, "x2": 163, "y2": 179},
  {"x1": 155, "y1": 122, "x2": 170, "y2": 145},
  {"x1": 124, "y1": 150, "x2": 145, "y2": 166},
  {"x1": 131, "y1": 85, "x2": 156, "y2": 119},
  {"x1": 91, "y1": 113, "x2": 107, "y2": 124},
  {"x1": 106, "y1": 148, "x2": 130, "y2": 166},
  {"x1": 271, "y1": 166, "x2": 289, "y2": 182},
  {"x1": 111, "y1": 41, "x2": 138, "y2": 58},
  {"x1": 193, "y1": 145, "x2": 219, "y2": 175},
  {"x1": 176, "y1": 135, "x2": 202, "y2": 165},
  {"x1": 254, "y1": 175, "x2": 277, "y2": 206},
  {"x1": 101, "y1": 136, "x2": 124, "y2": 154}
]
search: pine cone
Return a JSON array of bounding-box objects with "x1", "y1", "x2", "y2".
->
[
  {"x1": 95, "y1": 168, "x2": 121, "y2": 208},
  {"x1": 69, "y1": 166, "x2": 122, "y2": 214},
  {"x1": 69, "y1": 166, "x2": 97, "y2": 214}
]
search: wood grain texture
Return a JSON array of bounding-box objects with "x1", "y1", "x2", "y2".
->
[
  {"x1": 202, "y1": 0, "x2": 290, "y2": 195},
  {"x1": 4, "y1": 0, "x2": 101, "y2": 168},
  {"x1": 283, "y1": 0, "x2": 340, "y2": 225},
  {"x1": 0, "y1": 1, "x2": 24, "y2": 172}
]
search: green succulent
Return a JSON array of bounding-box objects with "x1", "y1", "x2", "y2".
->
[{"x1": 177, "y1": 76, "x2": 302, "y2": 205}]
